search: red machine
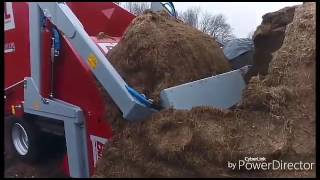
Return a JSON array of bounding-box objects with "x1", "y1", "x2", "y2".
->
[
  {"x1": 4, "y1": 2, "x2": 245, "y2": 178},
  {"x1": 4, "y1": 2, "x2": 136, "y2": 177}
]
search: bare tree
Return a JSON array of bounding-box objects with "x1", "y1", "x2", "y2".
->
[
  {"x1": 122, "y1": 2, "x2": 150, "y2": 16},
  {"x1": 199, "y1": 12, "x2": 235, "y2": 44},
  {"x1": 178, "y1": 7, "x2": 201, "y2": 28},
  {"x1": 199, "y1": 12, "x2": 212, "y2": 33},
  {"x1": 121, "y1": 3, "x2": 236, "y2": 45}
]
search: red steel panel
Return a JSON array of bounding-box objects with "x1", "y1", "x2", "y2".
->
[
  {"x1": 5, "y1": 2, "x2": 134, "y2": 176},
  {"x1": 4, "y1": 2, "x2": 30, "y2": 88},
  {"x1": 67, "y1": 2, "x2": 135, "y2": 37},
  {"x1": 4, "y1": 2, "x2": 30, "y2": 118}
]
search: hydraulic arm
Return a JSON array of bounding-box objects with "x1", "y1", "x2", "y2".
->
[{"x1": 30, "y1": 2, "x2": 157, "y2": 121}]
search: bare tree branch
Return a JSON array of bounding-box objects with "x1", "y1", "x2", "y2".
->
[
  {"x1": 199, "y1": 12, "x2": 212, "y2": 33},
  {"x1": 178, "y1": 7, "x2": 201, "y2": 28},
  {"x1": 121, "y1": 3, "x2": 236, "y2": 45},
  {"x1": 199, "y1": 12, "x2": 235, "y2": 44},
  {"x1": 123, "y1": 2, "x2": 150, "y2": 16}
]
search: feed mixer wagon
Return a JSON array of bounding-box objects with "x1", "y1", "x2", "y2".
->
[{"x1": 4, "y1": 2, "x2": 246, "y2": 177}]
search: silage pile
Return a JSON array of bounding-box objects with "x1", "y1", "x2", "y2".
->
[
  {"x1": 244, "y1": 5, "x2": 296, "y2": 82},
  {"x1": 95, "y1": 3, "x2": 315, "y2": 178},
  {"x1": 106, "y1": 11, "x2": 231, "y2": 104}
]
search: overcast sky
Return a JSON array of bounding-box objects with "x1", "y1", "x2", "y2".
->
[{"x1": 173, "y1": 2, "x2": 302, "y2": 38}]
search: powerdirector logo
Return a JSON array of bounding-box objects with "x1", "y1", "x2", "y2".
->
[{"x1": 227, "y1": 156, "x2": 315, "y2": 171}]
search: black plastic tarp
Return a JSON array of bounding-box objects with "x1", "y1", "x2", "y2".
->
[{"x1": 223, "y1": 38, "x2": 254, "y2": 60}]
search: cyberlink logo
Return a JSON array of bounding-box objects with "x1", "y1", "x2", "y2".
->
[{"x1": 227, "y1": 157, "x2": 315, "y2": 171}]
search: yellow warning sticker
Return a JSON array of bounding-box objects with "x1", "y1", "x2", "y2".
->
[
  {"x1": 11, "y1": 105, "x2": 16, "y2": 115},
  {"x1": 88, "y1": 54, "x2": 98, "y2": 69},
  {"x1": 32, "y1": 102, "x2": 40, "y2": 111}
]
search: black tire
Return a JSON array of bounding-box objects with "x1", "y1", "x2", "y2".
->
[{"x1": 9, "y1": 117, "x2": 40, "y2": 162}]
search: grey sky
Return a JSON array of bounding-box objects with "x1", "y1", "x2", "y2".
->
[{"x1": 173, "y1": 2, "x2": 302, "y2": 38}]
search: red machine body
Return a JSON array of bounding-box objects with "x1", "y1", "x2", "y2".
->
[{"x1": 4, "y1": 2, "x2": 135, "y2": 176}]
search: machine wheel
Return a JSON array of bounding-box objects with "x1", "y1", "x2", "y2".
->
[{"x1": 10, "y1": 117, "x2": 40, "y2": 162}]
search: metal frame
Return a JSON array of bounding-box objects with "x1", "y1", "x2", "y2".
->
[
  {"x1": 32, "y1": 2, "x2": 157, "y2": 121},
  {"x1": 151, "y1": 2, "x2": 176, "y2": 17},
  {"x1": 28, "y1": 3, "x2": 91, "y2": 177},
  {"x1": 23, "y1": 77, "x2": 90, "y2": 178},
  {"x1": 29, "y1": 3, "x2": 43, "y2": 89},
  {"x1": 160, "y1": 69, "x2": 246, "y2": 110},
  {"x1": 26, "y1": 2, "x2": 157, "y2": 177}
]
